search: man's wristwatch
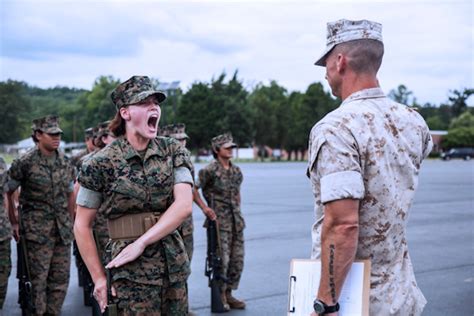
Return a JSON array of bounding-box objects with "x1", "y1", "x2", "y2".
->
[{"x1": 313, "y1": 299, "x2": 340, "y2": 314}]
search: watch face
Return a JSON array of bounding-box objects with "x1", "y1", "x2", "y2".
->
[{"x1": 313, "y1": 300, "x2": 325, "y2": 313}]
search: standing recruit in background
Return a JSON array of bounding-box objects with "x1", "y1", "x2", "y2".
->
[
  {"x1": 162, "y1": 122, "x2": 196, "y2": 315},
  {"x1": 193, "y1": 133, "x2": 246, "y2": 311},
  {"x1": 307, "y1": 19, "x2": 433, "y2": 316},
  {"x1": 6, "y1": 115, "x2": 76, "y2": 315}
]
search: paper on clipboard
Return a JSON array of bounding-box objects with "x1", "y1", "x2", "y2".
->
[{"x1": 287, "y1": 259, "x2": 370, "y2": 316}]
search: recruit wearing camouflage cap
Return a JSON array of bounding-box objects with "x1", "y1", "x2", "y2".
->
[
  {"x1": 211, "y1": 133, "x2": 237, "y2": 152},
  {"x1": 166, "y1": 123, "x2": 189, "y2": 140},
  {"x1": 111, "y1": 76, "x2": 167, "y2": 109},
  {"x1": 315, "y1": 19, "x2": 383, "y2": 66},
  {"x1": 96, "y1": 120, "x2": 112, "y2": 139},
  {"x1": 31, "y1": 115, "x2": 63, "y2": 134},
  {"x1": 84, "y1": 127, "x2": 94, "y2": 139}
]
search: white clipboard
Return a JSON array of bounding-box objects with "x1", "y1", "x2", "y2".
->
[{"x1": 287, "y1": 259, "x2": 371, "y2": 316}]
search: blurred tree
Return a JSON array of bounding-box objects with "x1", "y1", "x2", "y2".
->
[
  {"x1": 447, "y1": 88, "x2": 473, "y2": 117},
  {"x1": 442, "y1": 127, "x2": 474, "y2": 148},
  {"x1": 449, "y1": 111, "x2": 474, "y2": 129},
  {"x1": 0, "y1": 80, "x2": 32, "y2": 143},
  {"x1": 248, "y1": 80, "x2": 288, "y2": 148},
  {"x1": 388, "y1": 84, "x2": 414, "y2": 105},
  {"x1": 83, "y1": 76, "x2": 120, "y2": 127}
]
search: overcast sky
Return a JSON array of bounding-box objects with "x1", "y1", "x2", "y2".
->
[{"x1": 1, "y1": 0, "x2": 472, "y2": 105}]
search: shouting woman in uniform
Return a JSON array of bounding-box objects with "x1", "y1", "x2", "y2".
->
[{"x1": 74, "y1": 76, "x2": 194, "y2": 315}]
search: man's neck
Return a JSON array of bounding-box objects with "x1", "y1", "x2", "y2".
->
[
  {"x1": 217, "y1": 156, "x2": 231, "y2": 169},
  {"x1": 340, "y1": 73, "x2": 379, "y2": 101},
  {"x1": 126, "y1": 130, "x2": 150, "y2": 151}
]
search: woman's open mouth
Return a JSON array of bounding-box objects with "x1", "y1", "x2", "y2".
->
[{"x1": 148, "y1": 114, "x2": 158, "y2": 130}]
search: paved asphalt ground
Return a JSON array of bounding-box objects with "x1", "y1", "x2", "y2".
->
[{"x1": 2, "y1": 160, "x2": 473, "y2": 316}]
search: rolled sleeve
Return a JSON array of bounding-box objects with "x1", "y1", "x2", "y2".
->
[
  {"x1": 314, "y1": 124, "x2": 365, "y2": 203},
  {"x1": 320, "y1": 170, "x2": 365, "y2": 203},
  {"x1": 174, "y1": 166, "x2": 194, "y2": 186},
  {"x1": 76, "y1": 185, "x2": 102, "y2": 209}
]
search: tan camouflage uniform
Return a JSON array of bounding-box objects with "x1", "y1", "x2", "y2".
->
[
  {"x1": 78, "y1": 136, "x2": 193, "y2": 315},
  {"x1": 197, "y1": 158, "x2": 245, "y2": 293},
  {"x1": 0, "y1": 157, "x2": 11, "y2": 309},
  {"x1": 308, "y1": 87, "x2": 432, "y2": 315},
  {"x1": 8, "y1": 117, "x2": 75, "y2": 315}
]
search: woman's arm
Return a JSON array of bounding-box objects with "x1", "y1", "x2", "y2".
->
[
  {"x1": 74, "y1": 205, "x2": 109, "y2": 311},
  {"x1": 106, "y1": 182, "x2": 193, "y2": 269}
]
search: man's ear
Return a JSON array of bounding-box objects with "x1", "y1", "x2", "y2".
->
[
  {"x1": 336, "y1": 53, "x2": 347, "y2": 73},
  {"x1": 119, "y1": 107, "x2": 130, "y2": 121}
]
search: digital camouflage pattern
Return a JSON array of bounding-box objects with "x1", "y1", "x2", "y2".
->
[
  {"x1": 78, "y1": 136, "x2": 193, "y2": 313},
  {"x1": 165, "y1": 123, "x2": 194, "y2": 262},
  {"x1": 197, "y1": 159, "x2": 245, "y2": 292},
  {"x1": 26, "y1": 227, "x2": 71, "y2": 315},
  {"x1": 8, "y1": 148, "x2": 76, "y2": 245},
  {"x1": 0, "y1": 157, "x2": 11, "y2": 241},
  {"x1": 7, "y1": 147, "x2": 75, "y2": 315},
  {"x1": 308, "y1": 87, "x2": 432, "y2": 315},
  {"x1": 113, "y1": 278, "x2": 187, "y2": 316},
  {"x1": 0, "y1": 156, "x2": 11, "y2": 309},
  {"x1": 111, "y1": 76, "x2": 166, "y2": 109},
  {"x1": 31, "y1": 115, "x2": 63, "y2": 134},
  {"x1": 0, "y1": 239, "x2": 10, "y2": 309}
]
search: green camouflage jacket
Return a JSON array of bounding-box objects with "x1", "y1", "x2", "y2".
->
[
  {"x1": 197, "y1": 160, "x2": 245, "y2": 232},
  {"x1": 8, "y1": 148, "x2": 75, "y2": 245},
  {"x1": 78, "y1": 136, "x2": 193, "y2": 285},
  {"x1": 0, "y1": 157, "x2": 11, "y2": 241}
]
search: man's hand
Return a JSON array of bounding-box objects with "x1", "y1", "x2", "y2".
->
[{"x1": 202, "y1": 206, "x2": 217, "y2": 220}]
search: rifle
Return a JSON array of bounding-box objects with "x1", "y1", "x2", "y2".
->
[
  {"x1": 73, "y1": 240, "x2": 93, "y2": 306},
  {"x1": 17, "y1": 214, "x2": 36, "y2": 315},
  {"x1": 104, "y1": 247, "x2": 117, "y2": 316},
  {"x1": 204, "y1": 195, "x2": 228, "y2": 313}
]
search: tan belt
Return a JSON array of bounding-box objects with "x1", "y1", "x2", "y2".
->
[{"x1": 108, "y1": 212, "x2": 161, "y2": 240}]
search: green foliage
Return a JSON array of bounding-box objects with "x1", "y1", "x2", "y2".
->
[
  {"x1": 449, "y1": 111, "x2": 474, "y2": 129},
  {"x1": 388, "y1": 84, "x2": 414, "y2": 105},
  {"x1": 0, "y1": 76, "x2": 472, "y2": 158},
  {"x1": 176, "y1": 71, "x2": 252, "y2": 149},
  {"x1": 442, "y1": 127, "x2": 474, "y2": 148},
  {"x1": 425, "y1": 116, "x2": 447, "y2": 130},
  {"x1": 0, "y1": 80, "x2": 32, "y2": 143},
  {"x1": 248, "y1": 80, "x2": 288, "y2": 148}
]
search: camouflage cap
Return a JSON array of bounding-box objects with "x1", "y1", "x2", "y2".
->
[
  {"x1": 315, "y1": 19, "x2": 383, "y2": 66},
  {"x1": 211, "y1": 133, "x2": 236, "y2": 151},
  {"x1": 84, "y1": 127, "x2": 94, "y2": 139},
  {"x1": 168, "y1": 123, "x2": 189, "y2": 140},
  {"x1": 111, "y1": 76, "x2": 166, "y2": 109},
  {"x1": 96, "y1": 120, "x2": 112, "y2": 138},
  {"x1": 32, "y1": 115, "x2": 63, "y2": 134},
  {"x1": 158, "y1": 125, "x2": 170, "y2": 137}
]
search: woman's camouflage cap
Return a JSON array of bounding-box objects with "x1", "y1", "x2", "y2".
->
[
  {"x1": 212, "y1": 133, "x2": 237, "y2": 151},
  {"x1": 31, "y1": 115, "x2": 63, "y2": 134},
  {"x1": 162, "y1": 123, "x2": 189, "y2": 140},
  {"x1": 111, "y1": 76, "x2": 166, "y2": 109}
]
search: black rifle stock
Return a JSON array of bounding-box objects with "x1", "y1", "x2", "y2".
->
[
  {"x1": 205, "y1": 195, "x2": 228, "y2": 313},
  {"x1": 17, "y1": 214, "x2": 36, "y2": 315},
  {"x1": 104, "y1": 251, "x2": 117, "y2": 316}
]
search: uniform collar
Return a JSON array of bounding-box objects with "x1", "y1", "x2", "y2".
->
[
  {"x1": 341, "y1": 87, "x2": 385, "y2": 106},
  {"x1": 120, "y1": 137, "x2": 162, "y2": 161}
]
